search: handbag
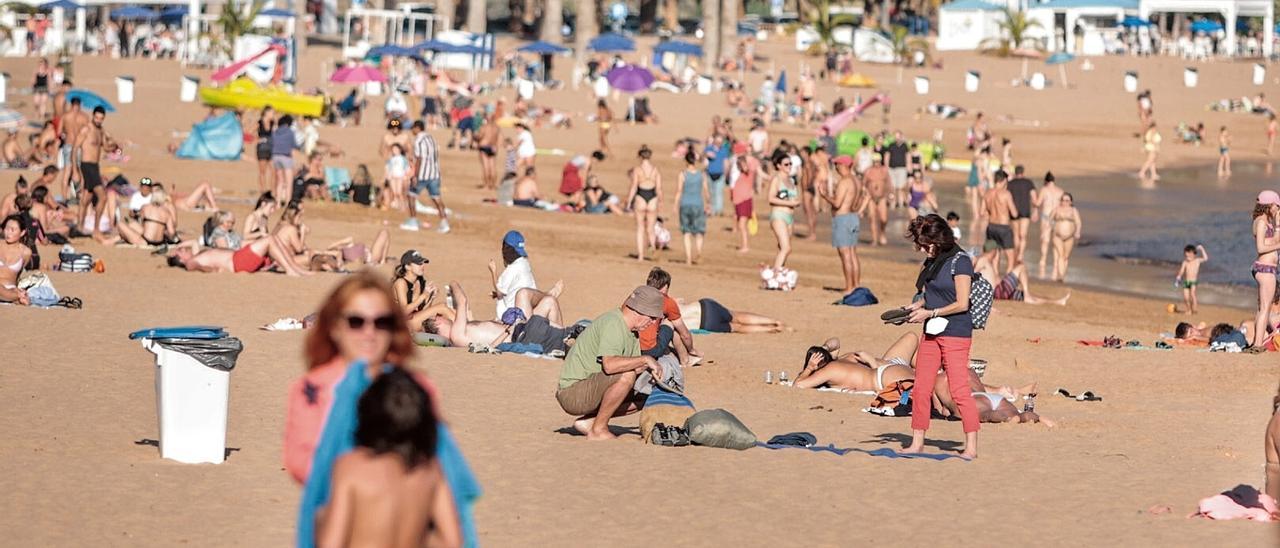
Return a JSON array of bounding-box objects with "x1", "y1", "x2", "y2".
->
[{"x1": 950, "y1": 253, "x2": 993, "y2": 329}]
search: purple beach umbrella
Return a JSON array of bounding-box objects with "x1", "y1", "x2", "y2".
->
[{"x1": 606, "y1": 65, "x2": 654, "y2": 93}]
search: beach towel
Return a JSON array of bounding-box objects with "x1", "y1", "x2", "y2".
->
[
  {"x1": 1191, "y1": 485, "x2": 1278, "y2": 521},
  {"x1": 297, "y1": 361, "x2": 481, "y2": 548},
  {"x1": 176, "y1": 113, "x2": 244, "y2": 161},
  {"x1": 756, "y1": 442, "x2": 854, "y2": 455},
  {"x1": 852, "y1": 448, "x2": 969, "y2": 461},
  {"x1": 640, "y1": 387, "x2": 695, "y2": 443}
]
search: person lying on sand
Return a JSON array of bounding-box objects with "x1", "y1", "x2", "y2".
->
[
  {"x1": 1266, "y1": 381, "x2": 1280, "y2": 501},
  {"x1": 674, "y1": 297, "x2": 785, "y2": 334},
  {"x1": 1171, "y1": 321, "x2": 1253, "y2": 347},
  {"x1": 422, "y1": 281, "x2": 564, "y2": 348},
  {"x1": 934, "y1": 368, "x2": 1049, "y2": 426},
  {"x1": 793, "y1": 333, "x2": 919, "y2": 392},
  {"x1": 555, "y1": 286, "x2": 665, "y2": 440},
  {"x1": 165, "y1": 235, "x2": 312, "y2": 276},
  {"x1": 973, "y1": 254, "x2": 1070, "y2": 305}
]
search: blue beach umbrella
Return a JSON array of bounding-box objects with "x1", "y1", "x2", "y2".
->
[
  {"x1": 776, "y1": 69, "x2": 787, "y2": 93},
  {"x1": 1190, "y1": 19, "x2": 1223, "y2": 33},
  {"x1": 110, "y1": 6, "x2": 156, "y2": 20},
  {"x1": 517, "y1": 40, "x2": 571, "y2": 55},
  {"x1": 1120, "y1": 16, "x2": 1150, "y2": 28},
  {"x1": 0, "y1": 108, "x2": 26, "y2": 131},
  {"x1": 588, "y1": 33, "x2": 635, "y2": 53},
  {"x1": 67, "y1": 89, "x2": 115, "y2": 113},
  {"x1": 365, "y1": 44, "x2": 417, "y2": 58},
  {"x1": 1045, "y1": 52, "x2": 1075, "y2": 86},
  {"x1": 259, "y1": 8, "x2": 295, "y2": 18},
  {"x1": 38, "y1": 0, "x2": 82, "y2": 11},
  {"x1": 653, "y1": 40, "x2": 702, "y2": 57}
]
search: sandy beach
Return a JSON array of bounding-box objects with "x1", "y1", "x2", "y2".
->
[{"x1": 2, "y1": 32, "x2": 1279, "y2": 546}]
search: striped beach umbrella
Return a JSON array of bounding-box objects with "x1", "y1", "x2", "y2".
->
[{"x1": 0, "y1": 108, "x2": 25, "y2": 130}]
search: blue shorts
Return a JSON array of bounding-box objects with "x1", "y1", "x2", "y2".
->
[
  {"x1": 832, "y1": 213, "x2": 860, "y2": 248},
  {"x1": 412, "y1": 177, "x2": 441, "y2": 198}
]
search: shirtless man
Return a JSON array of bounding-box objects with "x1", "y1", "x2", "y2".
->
[
  {"x1": 1034, "y1": 171, "x2": 1064, "y2": 278},
  {"x1": 422, "y1": 281, "x2": 563, "y2": 347},
  {"x1": 982, "y1": 170, "x2": 1018, "y2": 276},
  {"x1": 798, "y1": 146, "x2": 818, "y2": 240},
  {"x1": 74, "y1": 106, "x2": 114, "y2": 238},
  {"x1": 512, "y1": 167, "x2": 541, "y2": 207},
  {"x1": 798, "y1": 73, "x2": 817, "y2": 124},
  {"x1": 973, "y1": 253, "x2": 1070, "y2": 306},
  {"x1": 58, "y1": 96, "x2": 89, "y2": 200},
  {"x1": 807, "y1": 142, "x2": 832, "y2": 240},
  {"x1": 863, "y1": 154, "x2": 890, "y2": 246},
  {"x1": 821, "y1": 156, "x2": 868, "y2": 293},
  {"x1": 0, "y1": 178, "x2": 28, "y2": 219},
  {"x1": 379, "y1": 118, "x2": 413, "y2": 163},
  {"x1": 475, "y1": 113, "x2": 500, "y2": 190},
  {"x1": 794, "y1": 333, "x2": 919, "y2": 392},
  {"x1": 675, "y1": 297, "x2": 785, "y2": 334},
  {"x1": 165, "y1": 235, "x2": 312, "y2": 276}
]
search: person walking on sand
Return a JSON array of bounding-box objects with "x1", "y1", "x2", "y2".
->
[
  {"x1": 1251, "y1": 191, "x2": 1280, "y2": 347},
  {"x1": 73, "y1": 106, "x2": 115, "y2": 237},
  {"x1": 1175, "y1": 244, "x2": 1208, "y2": 315},
  {"x1": 1267, "y1": 114, "x2": 1277, "y2": 156},
  {"x1": 731, "y1": 144, "x2": 760, "y2": 253},
  {"x1": 1139, "y1": 121, "x2": 1161, "y2": 180},
  {"x1": 901, "y1": 214, "x2": 980, "y2": 459},
  {"x1": 766, "y1": 152, "x2": 801, "y2": 271},
  {"x1": 821, "y1": 156, "x2": 866, "y2": 293},
  {"x1": 982, "y1": 171, "x2": 1018, "y2": 277},
  {"x1": 1006, "y1": 165, "x2": 1036, "y2": 265},
  {"x1": 1218, "y1": 126, "x2": 1232, "y2": 178},
  {"x1": 475, "y1": 113, "x2": 500, "y2": 190},
  {"x1": 864, "y1": 154, "x2": 890, "y2": 246},
  {"x1": 1035, "y1": 171, "x2": 1065, "y2": 279},
  {"x1": 1049, "y1": 193, "x2": 1082, "y2": 282},
  {"x1": 254, "y1": 107, "x2": 276, "y2": 194},
  {"x1": 676, "y1": 151, "x2": 709, "y2": 265},
  {"x1": 596, "y1": 99, "x2": 613, "y2": 156},
  {"x1": 627, "y1": 145, "x2": 663, "y2": 261},
  {"x1": 402, "y1": 120, "x2": 449, "y2": 233}
]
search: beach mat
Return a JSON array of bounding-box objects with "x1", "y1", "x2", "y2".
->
[{"x1": 756, "y1": 444, "x2": 967, "y2": 461}]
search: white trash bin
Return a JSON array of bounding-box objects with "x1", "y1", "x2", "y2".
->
[
  {"x1": 143, "y1": 338, "x2": 233, "y2": 464},
  {"x1": 1029, "y1": 72, "x2": 1045, "y2": 90},
  {"x1": 913, "y1": 76, "x2": 929, "y2": 95},
  {"x1": 1123, "y1": 71, "x2": 1138, "y2": 93},
  {"x1": 0, "y1": 72, "x2": 8, "y2": 104},
  {"x1": 180, "y1": 76, "x2": 199, "y2": 102},
  {"x1": 1254, "y1": 63, "x2": 1266, "y2": 86},
  {"x1": 115, "y1": 76, "x2": 134, "y2": 104},
  {"x1": 1183, "y1": 67, "x2": 1198, "y2": 88},
  {"x1": 964, "y1": 71, "x2": 980, "y2": 93}
]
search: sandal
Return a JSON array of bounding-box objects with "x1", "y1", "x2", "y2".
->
[
  {"x1": 1056, "y1": 388, "x2": 1102, "y2": 401},
  {"x1": 880, "y1": 307, "x2": 911, "y2": 325},
  {"x1": 55, "y1": 297, "x2": 82, "y2": 309}
]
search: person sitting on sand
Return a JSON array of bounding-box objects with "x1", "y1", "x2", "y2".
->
[
  {"x1": 393, "y1": 249, "x2": 454, "y2": 329},
  {"x1": 673, "y1": 297, "x2": 786, "y2": 334},
  {"x1": 793, "y1": 333, "x2": 920, "y2": 392},
  {"x1": 165, "y1": 234, "x2": 312, "y2": 276},
  {"x1": 0, "y1": 215, "x2": 33, "y2": 305},
  {"x1": 0, "y1": 177, "x2": 28, "y2": 220},
  {"x1": 512, "y1": 167, "x2": 542, "y2": 208},
  {"x1": 244, "y1": 192, "x2": 277, "y2": 241},
  {"x1": 205, "y1": 211, "x2": 242, "y2": 250},
  {"x1": 555, "y1": 286, "x2": 665, "y2": 440},
  {"x1": 28, "y1": 186, "x2": 70, "y2": 243},
  {"x1": 583, "y1": 175, "x2": 624, "y2": 214},
  {"x1": 315, "y1": 368, "x2": 460, "y2": 548},
  {"x1": 640, "y1": 267, "x2": 700, "y2": 367},
  {"x1": 422, "y1": 281, "x2": 563, "y2": 348},
  {"x1": 972, "y1": 254, "x2": 1070, "y2": 306},
  {"x1": 489, "y1": 230, "x2": 562, "y2": 318},
  {"x1": 97, "y1": 188, "x2": 177, "y2": 247}
]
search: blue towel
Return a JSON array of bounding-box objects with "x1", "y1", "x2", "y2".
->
[
  {"x1": 756, "y1": 444, "x2": 969, "y2": 461},
  {"x1": 689, "y1": 329, "x2": 716, "y2": 335},
  {"x1": 495, "y1": 341, "x2": 543, "y2": 354},
  {"x1": 297, "y1": 361, "x2": 482, "y2": 547}
]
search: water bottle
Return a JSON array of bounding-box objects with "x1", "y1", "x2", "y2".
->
[
  {"x1": 778, "y1": 371, "x2": 789, "y2": 384},
  {"x1": 1023, "y1": 394, "x2": 1036, "y2": 413},
  {"x1": 764, "y1": 371, "x2": 773, "y2": 384}
]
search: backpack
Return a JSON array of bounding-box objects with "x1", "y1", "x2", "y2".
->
[
  {"x1": 59, "y1": 251, "x2": 94, "y2": 272},
  {"x1": 950, "y1": 253, "x2": 993, "y2": 329},
  {"x1": 838, "y1": 287, "x2": 879, "y2": 306}
]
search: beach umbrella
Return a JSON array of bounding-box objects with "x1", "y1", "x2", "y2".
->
[
  {"x1": 0, "y1": 108, "x2": 25, "y2": 131},
  {"x1": 160, "y1": 5, "x2": 188, "y2": 21},
  {"x1": 653, "y1": 40, "x2": 702, "y2": 57},
  {"x1": 1045, "y1": 52, "x2": 1075, "y2": 87},
  {"x1": 365, "y1": 44, "x2": 417, "y2": 58},
  {"x1": 518, "y1": 40, "x2": 572, "y2": 55},
  {"x1": 259, "y1": 8, "x2": 295, "y2": 18},
  {"x1": 1190, "y1": 20, "x2": 1223, "y2": 34},
  {"x1": 38, "y1": 0, "x2": 82, "y2": 11},
  {"x1": 110, "y1": 6, "x2": 156, "y2": 20},
  {"x1": 1120, "y1": 16, "x2": 1150, "y2": 28},
  {"x1": 606, "y1": 64, "x2": 654, "y2": 93},
  {"x1": 776, "y1": 69, "x2": 787, "y2": 93},
  {"x1": 67, "y1": 89, "x2": 115, "y2": 112},
  {"x1": 329, "y1": 65, "x2": 387, "y2": 84},
  {"x1": 588, "y1": 33, "x2": 635, "y2": 53}
]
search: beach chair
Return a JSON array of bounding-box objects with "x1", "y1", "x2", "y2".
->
[{"x1": 325, "y1": 167, "x2": 352, "y2": 202}]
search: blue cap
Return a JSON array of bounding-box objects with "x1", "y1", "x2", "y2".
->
[{"x1": 503, "y1": 230, "x2": 527, "y2": 257}]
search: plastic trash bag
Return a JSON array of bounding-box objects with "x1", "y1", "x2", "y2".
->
[{"x1": 153, "y1": 337, "x2": 244, "y2": 371}]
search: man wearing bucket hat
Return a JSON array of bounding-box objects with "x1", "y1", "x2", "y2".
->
[{"x1": 556, "y1": 286, "x2": 666, "y2": 440}]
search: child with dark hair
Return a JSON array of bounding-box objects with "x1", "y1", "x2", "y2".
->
[
  {"x1": 1175, "y1": 244, "x2": 1208, "y2": 315},
  {"x1": 316, "y1": 369, "x2": 459, "y2": 547}
]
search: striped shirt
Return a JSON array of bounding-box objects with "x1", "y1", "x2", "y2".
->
[{"x1": 414, "y1": 132, "x2": 440, "y2": 181}]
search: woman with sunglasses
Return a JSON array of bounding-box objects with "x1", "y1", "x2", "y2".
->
[
  {"x1": 901, "y1": 214, "x2": 980, "y2": 459},
  {"x1": 285, "y1": 273, "x2": 478, "y2": 547},
  {"x1": 766, "y1": 151, "x2": 801, "y2": 271}
]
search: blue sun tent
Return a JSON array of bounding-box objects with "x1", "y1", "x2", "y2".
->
[{"x1": 176, "y1": 113, "x2": 243, "y2": 161}]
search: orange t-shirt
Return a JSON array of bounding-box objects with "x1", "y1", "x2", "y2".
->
[{"x1": 638, "y1": 296, "x2": 681, "y2": 350}]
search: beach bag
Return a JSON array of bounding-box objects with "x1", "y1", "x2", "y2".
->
[
  {"x1": 684, "y1": 409, "x2": 756, "y2": 450},
  {"x1": 58, "y1": 251, "x2": 94, "y2": 272},
  {"x1": 839, "y1": 287, "x2": 879, "y2": 307},
  {"x1": 951, "y1": 254, "x2": 993, "y2": 330},
  {"x1": 870, "y1": 379, "x2": 914, "y2": 409},
  {"x1": 640, "y1": 388, "x2": 696, "y2": 444}
]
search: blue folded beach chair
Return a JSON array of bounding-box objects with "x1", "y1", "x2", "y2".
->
[{"x1": 325, "y1": 167, "x2": 352, "y2": 202}]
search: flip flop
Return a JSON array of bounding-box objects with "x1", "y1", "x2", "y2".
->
[
  {"x1": 880, "y1": 307, "x2": 910, "y2": 325},
  {"x1": 55, "y1": 296, "x2": 82, "y2": 309},
  {"x1": 1055, "y1": 388, "x2": 1102, "y2": 401}
]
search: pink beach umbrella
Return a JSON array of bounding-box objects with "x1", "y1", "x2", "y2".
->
[{"x1": 329, "y1": 65, "x2": 387, "y2": 84}]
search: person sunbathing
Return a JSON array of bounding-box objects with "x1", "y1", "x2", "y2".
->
[
  {"x1": 793, "y1": 333, "x2": 919, "y2": 392},
  {"x1": 165, "y1": 235, "x2": 311, "y2": 276},
  {"x1": 0, "y1": 215, "x2": 32, "y2": 305},
  {"x1": 96, "y1": 188, "x2": 177, "y2": 247},
  {"x1": 933, "y1": 367, "x2": 1049, "y2": 426},
  {"x1": 423, "y1": 281, "x2": 568, "y2": 349},
  {"x1": 1171, "y1": 321, "x2": 1252, "y2": 347},
  {"x1": 27, "y1": 186, "x2": 69, "y2": 243},
  {"x1": 674, "y1": 297, "x2": 785, "y2": 334}
]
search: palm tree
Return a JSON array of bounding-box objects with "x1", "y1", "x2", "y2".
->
[
  {"x1": 574, "y1": 0, "x2": 597, "y2": 67},
  {"x1": 542, "y1": 0, "x2": 563, "y2": 41},
  {"x1": 980, "y1": 6, "x2": 1044, "y2": 57},
  {"x1": 665, "y1": 0, "x2": 680, "y2": 31},
  {"x1": 889, "y1": 24, "x2": 929, "y2": 82},
  {"x1": 217, "y1": 0, "x2": 266, "y2": 56},
  {"x1": 467, "y1": 0, "x2": 487, "y2": 33},
  {"x1": 703, "y1": 0, "x2": 721, "y2": 66},
  {"x1": 720, "y1": 0, "x2": 738, "y2": 61},
  {"x1": 438, "y1": 0, "x2": 457, "y2": 31},
  {"x1": 806, "y1": 0, "x2": 857, "y2": 53}
]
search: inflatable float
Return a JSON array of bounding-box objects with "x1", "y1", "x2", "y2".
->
[{"x1": 199, "y1": 78, "x2": 324, "y2": 117}]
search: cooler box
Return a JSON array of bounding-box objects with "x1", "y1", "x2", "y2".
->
[
  {"x1": 131, "y1": 326, "x2": 242, "y2": 464},
  {"x1": 1254, "y1": 63, "x2": 1266, "y2": 86}
]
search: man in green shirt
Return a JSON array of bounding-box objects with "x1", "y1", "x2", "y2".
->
[{"x1": 556, "y1": 285, "x2": 665, "y2": 440}]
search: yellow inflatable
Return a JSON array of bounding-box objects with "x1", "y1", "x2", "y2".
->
[
  {"x1": 838, "y1": 73, "x2": 877, "y2": 88},
  {"x1": 199, "y1": 78, "x2": 324, "y2": 117}
]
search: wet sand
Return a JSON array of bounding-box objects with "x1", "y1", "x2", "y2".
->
[{"x1": 1, "y1": 36, "x2": 1279, "y2": 546}]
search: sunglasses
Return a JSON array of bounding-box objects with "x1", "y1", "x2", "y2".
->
[
  {"x1": 344, "y1": 314, "x2": 396, "y2": 331},
  {"x1": 140, "y1": 177, "x2": 153, "y2": 186}
]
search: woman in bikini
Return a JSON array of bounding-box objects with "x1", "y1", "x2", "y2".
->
[
  {"x1": 32, "y1": 59, "x2": 50, "y2": 121},
  {"x1": 0, "y1": 215, "x2": 32, "y2": 305},
  {"x1": 626, "y1": 145, "x2": 662, "y2": 262},
  {"x1": 99, "y1": 189, "x2": 176, "y2": 247},
  {"x1": 906, "y1": 170, "x2": 938, "y2": 218},
  {"x1": 1050, "y1": 193, "x2": 1082, "y2": 282},
  {"x1": 793, "y1": 333, "x2": 920, "y2": 392},
  {"x1": 1251, "y1": 191, "x2": 1280, "y2": 347},
  {"x1": 1267, "y1": 113, "x2": 1277, "y2": 157},
  {"x1": 766, "y1": 152, "x2": 800, "y2": 271},
  {"x1": 596, "y1": 100, "x2": 612, "y2": 156},
  {"x1": 392, "y1": 249, "x2": 455, "y2": 330},
  {"x1": 243, "y1": 192, "x2": 277, "y2": 241}
]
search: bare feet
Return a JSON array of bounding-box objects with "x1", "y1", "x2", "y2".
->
[
  {"x1": 586, "y1": 428, "x2": 618, "y2": 440},
  {"x1": 902, "y1": 443, "x2": 925, "y2": 454},
  {"x1": 572, "y1": 418, "x2": 593, "y2": 436},
  {"x1": 548, "y1": 279, "x2": 565, "y2": 298},
  {"x1": 737, "y1": 247, "x2": 750, "y2": 253},
  {"x1": 959, "y1": 448, "x2": 977, "y2": 459}
]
